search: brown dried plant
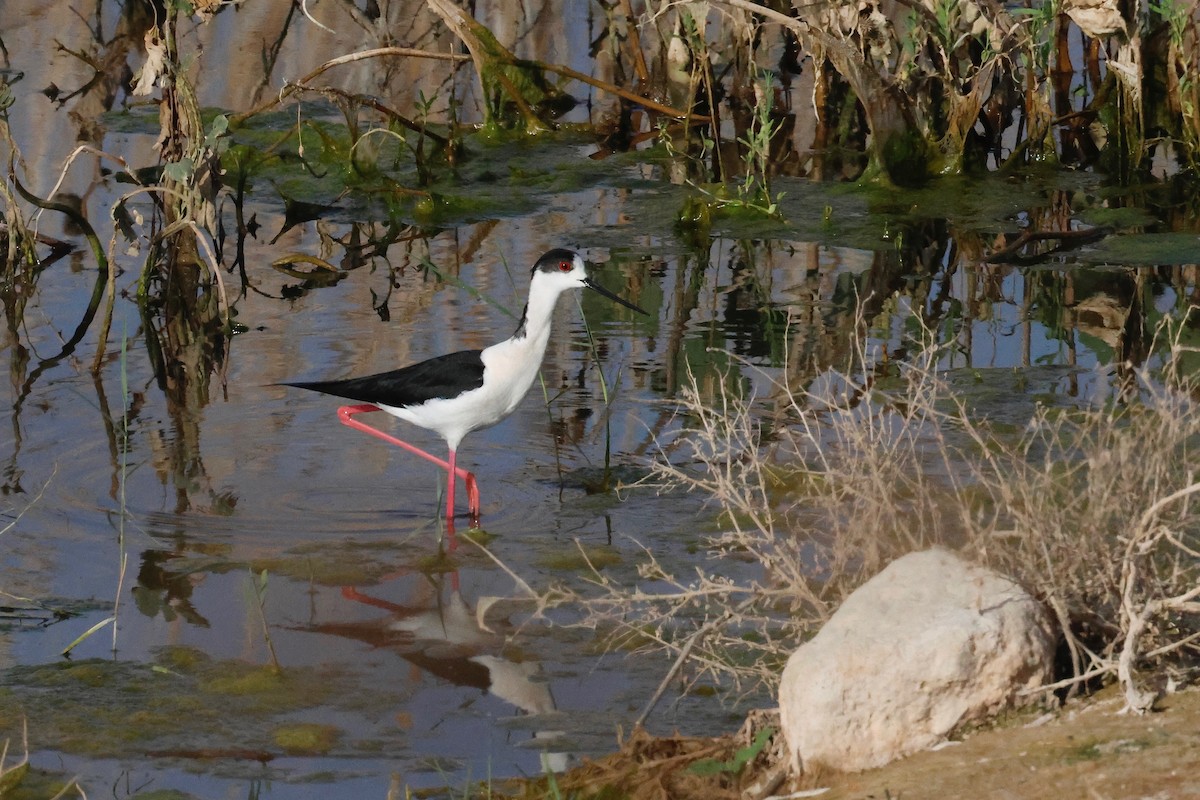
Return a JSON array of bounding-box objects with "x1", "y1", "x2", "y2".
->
[{"x1": 542, "y1": 322, "x2": 1200, "y2": 713}]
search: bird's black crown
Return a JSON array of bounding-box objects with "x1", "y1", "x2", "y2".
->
[{"x1": 531, "y1": 248, "x2": 580, "y2": 276}]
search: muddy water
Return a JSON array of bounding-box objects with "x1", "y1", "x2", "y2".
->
[{"x1": 1, "y1": 2, "x2": 1197, "y2": 798}]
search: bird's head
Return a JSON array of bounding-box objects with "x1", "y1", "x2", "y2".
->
[{"x1": 531, "y1": 249, "x2": 647, "y2": 314}]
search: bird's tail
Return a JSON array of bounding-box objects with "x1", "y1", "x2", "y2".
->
[{"x1": 277, "y1": 379, "x2": 366, "y2": 402}]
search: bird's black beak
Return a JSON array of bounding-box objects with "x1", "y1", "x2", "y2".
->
[{"x1": 584, "y1": 277, "x2": 649, "y2": 315}]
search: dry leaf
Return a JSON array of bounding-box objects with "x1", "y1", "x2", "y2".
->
[{"x1": 132, "y1": 30, "x2": 167, "y2": 96}]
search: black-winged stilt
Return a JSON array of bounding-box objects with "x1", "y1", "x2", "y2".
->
[{"x1": 283, "y1": 249, "x2": 646, "y2": 526}]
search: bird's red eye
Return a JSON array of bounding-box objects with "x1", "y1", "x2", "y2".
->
[{"x1": 559, "y1": 261, "x2": 572, "y2": 272}]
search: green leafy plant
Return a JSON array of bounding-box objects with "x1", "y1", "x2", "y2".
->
[
  {"x1": 659, "y1": 70, "x2": 786, "y2": 223},
  {"x1": 687, "y1": 726, "x2": 774, "y2": 776},
  {"x1": 734, "y1": 73, "x2": 786, "y2": 217}
]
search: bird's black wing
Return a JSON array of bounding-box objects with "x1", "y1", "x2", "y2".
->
[{"x1": 282, "y1": 349, "x2": 485, "y2": 408}]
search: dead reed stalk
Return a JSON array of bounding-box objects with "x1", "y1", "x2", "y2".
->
[{"x1": 559, "y1": 330, "x2": 1200, "y2": 707}]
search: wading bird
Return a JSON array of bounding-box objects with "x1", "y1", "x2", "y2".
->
[{"x1": 283, "y1": 249, "x2": 646, "y2": 526}]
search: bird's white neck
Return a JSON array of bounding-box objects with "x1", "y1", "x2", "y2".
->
[
  {"x1": 474, "y1": 281, "x2": 569, "y2": 424},
  {"x1": 511, "y1": 279, "x2": 566, "y2": 346}
]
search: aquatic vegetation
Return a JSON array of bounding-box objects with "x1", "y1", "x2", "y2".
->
[
  {"x1": 272, "y1": 722, "x2": 341, "y2": 756},
  {"x1": 0, "y1": 649, "x2": 384, "y2": 761}
]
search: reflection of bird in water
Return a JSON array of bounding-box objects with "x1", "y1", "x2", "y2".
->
[
  {"x1": 304, "y1": 573, "x2": 566, "y2": 770},
  {"x1": 282, "y1": 249, "x2": 645, "y2": 526}
]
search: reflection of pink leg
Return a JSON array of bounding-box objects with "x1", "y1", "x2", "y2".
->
[
  {"x1": 341, "y1": 585, "x2": 405, "y2": 611},
  {"x1": 337, "y1": 405, "x2": 480, "y2": 525},
  {"x1": 342, "y1": 567, "x2": 461, "y2": 608}
]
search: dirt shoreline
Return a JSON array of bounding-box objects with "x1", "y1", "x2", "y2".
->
[
  {"x1": 809, "y1": 685, "x2": 1200, "y2": 799},
  {"x1": 502, "y1": 685, "x2": 1200, "y2": 799}
]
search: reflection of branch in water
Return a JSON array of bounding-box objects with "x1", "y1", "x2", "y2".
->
[
  {"x1": 246, "y1": 0, "x2": 300, "y2": 107},
  {"x1": 0, "y1": 465, "x2": 54, "y2": 536},
  {"x1": 9, "y1": 169, "x2": 111, "y2": 373},
  {"x1": 91, "y1": 368, "x2": 145, "y2": 503},
  {"x1": 130, "y1": 548, "x2": 211, "y2": 628},
  {"x1": 984, "y1": 225, "x2": 1112, "y2": 265},
  {"x1": 137, "y1": 223, "x2": 236, "y2": 514},
  {"x1": 3, "y1": 253, "x2": 107, "y2": 492},
  {"x1": 51, "y1": 1, "x2": 158, "y2": 112}
]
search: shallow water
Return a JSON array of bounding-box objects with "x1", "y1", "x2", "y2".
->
[{"x1": 2, "y1": 2, "x2": 1198, "y2": 798}]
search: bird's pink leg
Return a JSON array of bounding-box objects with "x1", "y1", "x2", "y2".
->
[
  {"x1": 446, "y1": 448, "x2": 457, "y2": 521},
  {"x1": 337, "y1": 405, "x2": 481, "y2": 523}
]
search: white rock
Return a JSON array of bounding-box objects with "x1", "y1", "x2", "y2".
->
[{"x1": 777, "y1": 548, "x2": 1055, "y2": 773}]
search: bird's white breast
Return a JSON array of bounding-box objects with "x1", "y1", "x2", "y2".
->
[{"x1": 479, "y1": 334, "x2": 547, "y2": 411}]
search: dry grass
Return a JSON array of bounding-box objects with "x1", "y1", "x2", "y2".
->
[{"x1": 553, "y1": 326, "x2": 1200, "y2": 711}]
